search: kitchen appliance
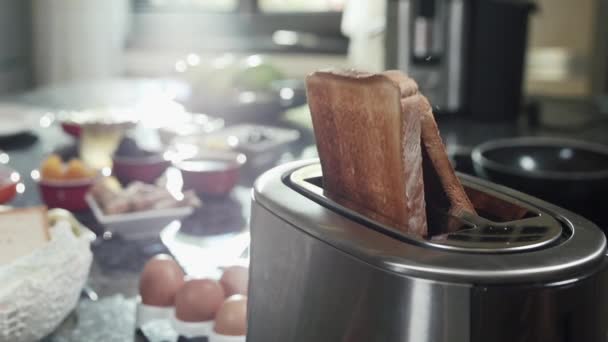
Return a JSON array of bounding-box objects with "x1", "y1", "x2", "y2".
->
[
  {"x1": 248, "y1": 160, "x2": 608, "y2": 342},
  {"x1": 472, "y1": 136, "x2": 608, "y2": 232},
  {"x1": 385, "y1": 0, "x2": 535, "y2": 120}
]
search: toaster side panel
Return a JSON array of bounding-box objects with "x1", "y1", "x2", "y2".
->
[
  {"x1": 470, "y1": 260, "x2": 608, "y2": 342},
  {"x1": 248, "y1": 202, "x2": 471, "y2": 342}
]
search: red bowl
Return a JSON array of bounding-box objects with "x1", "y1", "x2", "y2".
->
[
  {"x1": 38, "y1": 178, "x2": 94, "y2": 211},
  {"x1": 112, "y1": 155, "x2": 171, "y2": 184},
  {"x1": 0, "y1": 166, "x2": 19, "y2": 204},
  {"x1": 175, "y1": 152, "x2": 246, "y2": 196},
  {"x1": 61, "y1": 122, "x2": 82, "y2": 138}
]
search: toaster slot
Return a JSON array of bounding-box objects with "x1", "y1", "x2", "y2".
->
[{"x1": 287, "y1": 164, "x2": 567, "y2": 254}]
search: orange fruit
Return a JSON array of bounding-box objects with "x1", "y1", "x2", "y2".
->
[
  {"x1": 64, "y1": 159, "x2": 94, "y2": 180},
  {"x1": 41, "y1": 155, "x2": 64, "y2": 180}
]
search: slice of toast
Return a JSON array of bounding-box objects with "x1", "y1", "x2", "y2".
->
[
  {"x1": 0, "y1": 206, "x2": 50, "y2": 265},
  {"x1": 417, "y1": 97, "x2": 476, "y2": 233},
  {"x1": 384, "y1": 71, "x2": 476, "y2": 233},
  {"x1": 306, "y1": 70, "x2": 427, "y2": 236}
]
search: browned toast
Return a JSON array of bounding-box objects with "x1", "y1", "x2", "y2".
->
[
  {"x1": 416, "y1": 96, "x2": 476, "y2": 232},
  {"x1": 306, "y1": 70, "x2": 427, "y2": 236},
  {"x1": 383, "y1": 70, "x2": 476, "y2": 233}
]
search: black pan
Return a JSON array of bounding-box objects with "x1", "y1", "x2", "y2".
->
[{"x1": 472, "y1": 137, "x2": 608, "y2": 230}]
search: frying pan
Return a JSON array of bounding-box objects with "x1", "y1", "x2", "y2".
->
[{"x1": 472, "y1": 137, "x2": 608, "y2": 230}]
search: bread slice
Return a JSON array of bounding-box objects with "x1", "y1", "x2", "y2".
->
[
  {"x1": 417, "y1": 98, "x2": 476, "y2": 233},
  {"x1": 0, "y1": 206, "x2": 50, "y2": 265},
  {"x1": 384, "y1": 71, "x2": 476, "y2": 233},
  {"x1": 306, "y1": 70, "x2": 427, "y2": 236}
]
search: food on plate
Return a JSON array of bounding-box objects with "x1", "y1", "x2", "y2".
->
[
  {"x1": 90, "y1": 177, "x2": 201, "y2": 215},
  {"x1": 0, "y1": 206, "x2": 49, "y2": 265},
  {"x1": 64, "y1": 159, "x2": 94, "y2": 179},
  {"x1": 220, "y1": 265, "x2": 249, "y2": 296},
  {"x1": 89, "y1": 177, "x2": 122, "y2": 203},
  {"x1": 139, "y1": 254, "x2": 185, "y2": 307},
  {"x1": 305, "y1": 70, "x2": 475, "y2": 237},
  {"x1": 40, "y1": 154, "x2": 95, "y2": 181},
  {"x1": 174, "y1": 278, "x2": 225, "y2": 322},
  {"x1": 40, "y1": 155, "x2": 65, "y2": 180},
  {"x1": 213, "y1": 295, "x2": 248, "y2": 336}
]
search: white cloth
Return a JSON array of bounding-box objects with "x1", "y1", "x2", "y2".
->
[{"x1": 0, "y1": 222, "x2": 93, "y2": 342}]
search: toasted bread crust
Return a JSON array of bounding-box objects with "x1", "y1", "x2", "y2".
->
[
  {"x1": 306, "y1": 70, "x2": 427, "y2": 235},
  {"x1": 383, "y1": 71, "x2": 476, "y2": 233},
  {"x1": 307, "y1": 69, "x2": 476, "y2": 236}
]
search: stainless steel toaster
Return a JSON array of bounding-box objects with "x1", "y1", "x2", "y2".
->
[{"x1": 248, "y1": 160, "x2": 608, "y2": 342}]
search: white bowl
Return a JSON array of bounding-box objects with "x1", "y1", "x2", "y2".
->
[{"x1": 86, "y1": 194, "x2": 194, "y2": 240}]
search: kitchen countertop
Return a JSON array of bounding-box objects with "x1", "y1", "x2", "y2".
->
[
  {"x1": 0, "y1": 79, "x2": 315, "y2": 341},
  {"x1": 3, "y1": 78, "x2": 608, "y2": 341}
]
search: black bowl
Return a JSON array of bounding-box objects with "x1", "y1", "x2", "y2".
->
[{"x1": 472, "y1": 137, "x2": 608, "y2": 228}]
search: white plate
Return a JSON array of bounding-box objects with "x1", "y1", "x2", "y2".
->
[
  {"x1": 0, "y1": 104, "x2": 42, "y2": 137},
  {"x1": 86, "y1": 194, "x2": 194, "y2": 240}
]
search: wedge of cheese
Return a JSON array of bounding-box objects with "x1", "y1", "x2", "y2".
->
[{"x1": 0, "y1": 206, "x2": 50, "y2": 266}]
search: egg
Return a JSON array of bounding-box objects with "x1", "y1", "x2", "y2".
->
[
  {"x1": 175, "y1": 278, "x2": 225, "y2": 322},
  {"x1": 220, "y1": 265, "x2": 249, "y2": 297},
  {"x1": 139, "y1": 254, "x2": 185, "y2": 307},
  {"x1": 214, "y1": 295, "x2": 248, "y2": 336}
]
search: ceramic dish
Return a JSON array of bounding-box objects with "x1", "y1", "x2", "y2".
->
[{"x1": 86, "y1": 194, "x2": 194, "y2": 240}]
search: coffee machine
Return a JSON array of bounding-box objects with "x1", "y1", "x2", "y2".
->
[
  {"x1": 248, "y1": 160, "x2": 608, "y2": 342},
  {"x1": 385, "y1": 0, "x2": 535, "y2": 120}
]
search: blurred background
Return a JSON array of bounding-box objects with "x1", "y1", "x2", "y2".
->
[
  {"x1": 0, "y1": 1, "x2": 607, "y2": 340},
  {"x1": 0, "y1": 0, "x2": 607, "y2": 221},
  {"x1": 0, "y1": 0, "x2": 607, "y2": 231},
  {"x1": 0, "y1": 0, "x2": 606, "y2": 109}
]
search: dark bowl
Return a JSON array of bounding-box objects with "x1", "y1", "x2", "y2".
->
[
  {"x1": 112, "y1": 154, "x2": 171, "y2": 184},
  {"x1": 37, "y1": 177, "x2": 95, "y2": 211},
  {"x1": 175, "y1": 151, "x2": 246, "y2": 196},
  {"x1": 60, "y1": 122, "x2": 82, "y2": 138},
  {"x1": 472, "y1": 137, "x2": 608, "y2": 227}
]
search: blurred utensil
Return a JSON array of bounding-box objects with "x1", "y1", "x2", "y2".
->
[
  {"x1": 185, "y1": 79, "x2": 307, "y2": 123},
  {"x1": 158, "y1": 113, "x2": 224, "y2": 146}
]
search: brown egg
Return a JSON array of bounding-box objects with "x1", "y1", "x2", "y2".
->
[
  {"x1": 139, "y1": 254, "x2": 185, "y2": 307},
  {"x1": 214, "y1": 295, "x2": 248, "y2": 336},
  {"x1": 220, "y1": 265, "x2": 249, "y2": 297},
  {"x1": 175, "y1": 278, "x2": 225, "y2": 322}
]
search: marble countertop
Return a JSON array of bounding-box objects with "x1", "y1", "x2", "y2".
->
[{"x1": 2, "y1": 78, "x2": 607, "y2": 341}]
